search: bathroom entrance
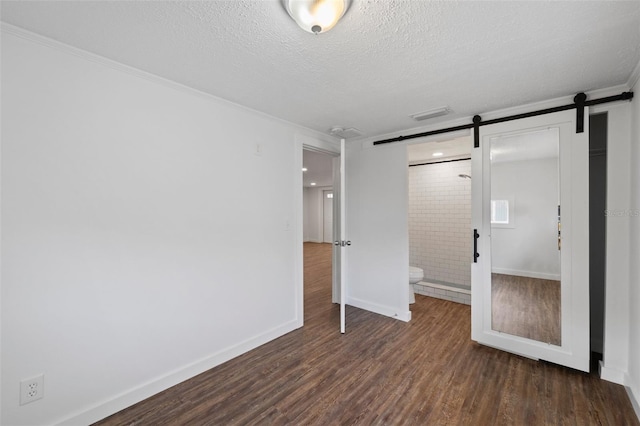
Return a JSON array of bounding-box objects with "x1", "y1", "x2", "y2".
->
[{"x1": 406, "y1": 136, "x2": 473, "y2": 306}]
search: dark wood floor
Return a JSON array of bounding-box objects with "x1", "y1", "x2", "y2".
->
[
  {"x1": 492, "y1": 273, "x2": 561, "y2": 346},
  {"x1": 95, "y1": 243, "x2": 639, "y2": 425}
]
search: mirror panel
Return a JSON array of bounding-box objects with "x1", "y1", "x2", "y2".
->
[{"x1": 489, "y1": 128, "x2": 561, "y2": 345}]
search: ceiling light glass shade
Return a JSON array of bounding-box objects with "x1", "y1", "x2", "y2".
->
[{"x1": 282, "y1": 0, "x2": 352, "y2": 34}]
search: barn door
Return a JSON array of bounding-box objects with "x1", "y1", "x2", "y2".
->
[{"x1": 471, "y1": 109, "x2": 590, "y2": 372}]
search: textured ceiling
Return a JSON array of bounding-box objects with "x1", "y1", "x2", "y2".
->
[{"x1": 2, "y1": 1, "x2": 639, "y2": 140}]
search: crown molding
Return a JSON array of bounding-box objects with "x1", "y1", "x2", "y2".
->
[
  {"x1": 627, "y1": 56, "x2": 640, "y2": 90},
  {"x1": 0, "y1": 22, "x2": 338, "y2": 145}
]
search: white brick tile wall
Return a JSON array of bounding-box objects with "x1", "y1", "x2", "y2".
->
[{"x1": 408, "y1": 159, "x2": 472, "y2": 288}]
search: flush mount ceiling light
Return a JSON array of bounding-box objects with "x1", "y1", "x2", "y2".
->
[
  {"x1": 282, "y1": 0, "x2": 352, "y2": 34},
  {"x1": 432, "y1": 152, "x2": 444, "y2": 157}
]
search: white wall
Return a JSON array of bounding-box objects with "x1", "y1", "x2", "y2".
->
[
  {"x1": 599, "y1": 103, "x2": 632, "y2": 386},
  {"x1": 303, "y1": 186, "x2": 331, "y2": 243},
  {"x1": 0, "y1": 29, "x2": 332, "y2": 425},
  {"x1": 408, "y1": 160, "x2": 472, "y2": 287},
  {"x1": 346, "y1": 142, "x2": 411, "y2": 321},
  {"x1": 627, "y1": 78, "x2": 640, "y2": 413},
  {"x1": 303, "y1": 188, "x2": 318, "y2": 242},
  {"x1": 491, "y1": 157, "x2": 561, "y2": 280}
]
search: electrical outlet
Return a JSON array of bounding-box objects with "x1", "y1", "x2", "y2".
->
[{"x1": 20, "y1": 374, "x2": 44, "y2": 405}]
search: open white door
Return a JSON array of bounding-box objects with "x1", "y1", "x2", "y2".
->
[
  {"x1": 471, "y1": 109, "x2": 590, "y2": 372},
  {"x1": 331, "y1": 156, "x2": 341, "y2": 305},
  {"x1": 339, "y1": 139, "x2": 347, "y2": 333},
  {"x1": 330, "y1": 139, "x2": 348, "y2": 333}
]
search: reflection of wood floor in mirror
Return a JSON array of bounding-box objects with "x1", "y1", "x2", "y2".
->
[{"x1": 492, "y1": 273, "x2": 561, "y2": 345}]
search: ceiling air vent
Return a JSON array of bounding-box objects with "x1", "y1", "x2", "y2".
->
[
  {"x1": 329, "y1": 127, "x2": 363, "y2": 139},
  {"x1": 410, "y1": 106, "x2": 451, "y2": 122}
]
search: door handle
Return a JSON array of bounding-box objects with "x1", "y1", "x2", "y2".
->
[
  {"x1": 334, "y1": 240, "x2": 351, "y2": 247},
  {"x1": 473, "y1": 229, "x2": 480, "y2": 263}
]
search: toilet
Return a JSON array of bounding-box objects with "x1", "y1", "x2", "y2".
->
[{"x1": 409, "y1": 266, "x2": 424, "y2": 304}]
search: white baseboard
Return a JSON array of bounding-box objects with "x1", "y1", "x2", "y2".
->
[
  {"x1": 491, "y1": 267, "x2": 561, "y2": 281},
  {"x1": 599, "y1": 360, "x2": 627, "y2": 385},
  {"x1": 347, "y1": 297, "x2": 411, "y2": 322},
  {"x1": 600, "y1": 362, "x2": 640, "y2": 422},
  {"x1": 304, "y1": 239, "x2": 323, "y2": 243},
  {"x1": 627, "y1": 385, "x2": 640, "y2": 423},
  {"x1": 56, "y1": 319, "x2": 301, "y2": 426}
]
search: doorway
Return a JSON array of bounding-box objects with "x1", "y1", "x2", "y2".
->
[
  {"x1": 303, "y1": 149, "x2": 335, "y2": 243},
  {"x1": 589, "y1": 112, "x2": 607, "y2": 359},
  {"x1": 406, "y1": 137, "x2": 473, "y2": 306},
  {"x1": 302, "y1": 148, "x2": 339, "y2": 323}
]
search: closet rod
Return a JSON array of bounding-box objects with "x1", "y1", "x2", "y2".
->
[{"x1": 373, "y1": 91, "x2": 633, "y2": 146}]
